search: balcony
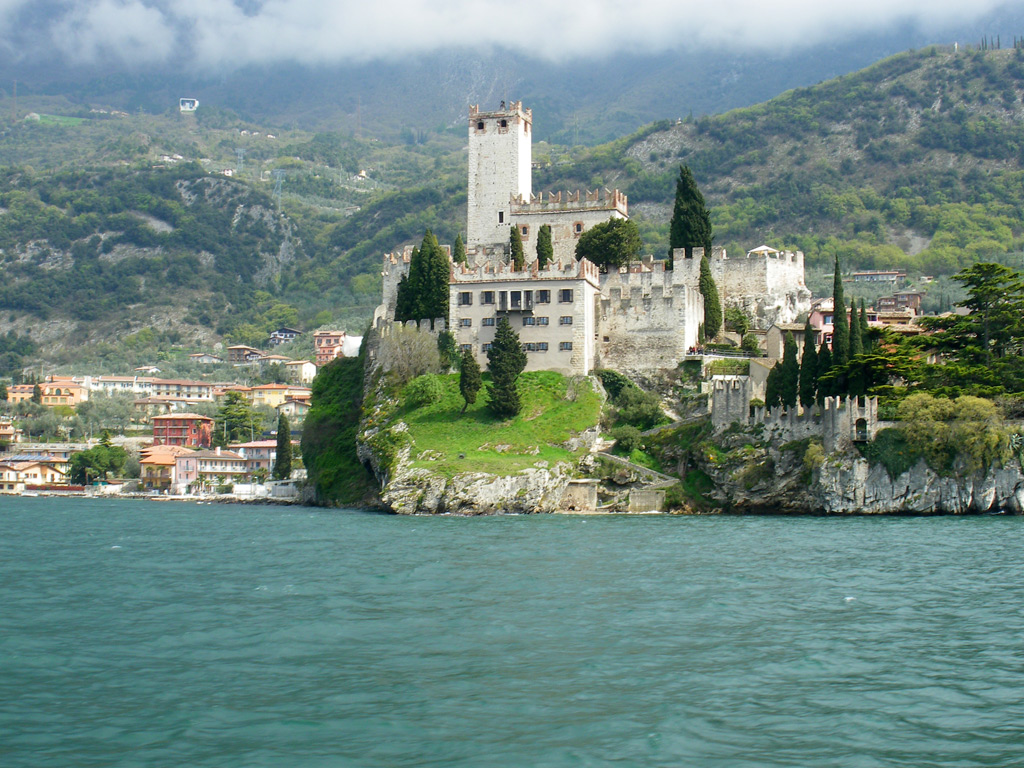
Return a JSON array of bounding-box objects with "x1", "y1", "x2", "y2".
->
[{"x1": 497, "y1": 291, "x2": 534, "y2": 313}]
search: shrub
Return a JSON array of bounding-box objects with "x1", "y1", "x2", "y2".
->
[
  {"x1": 612, "y1": 425, "x2": 643, "y2": 453},
  {"x1": 615, "y1": 386, "x2": 664, "y2": 430},
  {"x1": 594, "y1": 369, "x2": 633, "y2": 400},
  {"x1": 404, "y1": 374, "x2": 444, "y2": 409}
]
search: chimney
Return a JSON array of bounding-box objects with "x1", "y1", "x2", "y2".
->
[{"x1": 215, "y1": 446, "x2": 221, "y2": 455}]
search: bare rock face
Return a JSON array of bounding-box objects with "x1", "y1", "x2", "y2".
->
[
  {"x1": 816, "y1": 459, "x2": 1024, "y2": 514},
  {"x1": 381, "y1": 459, "x2": 574, "y2": 515}
]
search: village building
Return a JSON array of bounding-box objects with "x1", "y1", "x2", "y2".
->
[
  {"x1": 226, "y1": 345, "x2": 264, "y2": 364},
  {"x1": 189, "y1": 353, "x2": 224, "y2": 364},
  {"x1": 268, "y1": 327, "x2": 302, "y2": 346},
  {"x1": 140, "y1": 445, "x2": 192, "y2": 492},
  {"x1": 152, "y1": 413, "x2": 214, "y2": 448},
  {"x1": 284, "y1": 360, "x2": 317, "y2": 384},
  {"x1": 173, "y1": 447, "x2": 248, "y2": 493}
]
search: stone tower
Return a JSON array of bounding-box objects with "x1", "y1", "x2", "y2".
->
[{"x1": 466, "y1": 101, "x2": 532, "y2": 249}]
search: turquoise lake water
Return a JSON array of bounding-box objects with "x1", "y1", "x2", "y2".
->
[{"x1": 2, "y1": 498, "x2": 1023, "y2": 766}]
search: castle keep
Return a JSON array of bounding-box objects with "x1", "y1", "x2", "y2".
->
[{"x1": 379, "y1": 101, "x2": 810, "y2": 375}]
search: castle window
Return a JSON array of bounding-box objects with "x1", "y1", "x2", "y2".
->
[
  {"x1": 537, "y1": 317, "x2": 549, "y2": 326},
  {"x1": 500, "y1": 119, "x2": 508, "y2": 128},
  {"x1": 536, "y1": 290, "x2": 550, "y2": 304},
  {"x1": 523, "y1": 342, "x2": 536, "y2": 351},
  {"x1": 481, "y1": 291, "x2": 495, "y2": 305},
  {"x1": 482, "y1": 343, "x2": 492, "y2": 352},
  {"x1": 559, "y1": 289, "x2": 573, "y2": 303},
  {"x1": 559, "y1": 341, "x2": 573, "y2": 351},
  {"x1": 476, "y1": 121, "x2": 485, "y2": 131},
  {"x1": 483, "y1": 317, "x2": 496, "y2": 327},
  {"x1": 498, "y1": 211, "x2": 504, "y2": 224},
  {"x1": 521, "y1": 225, "x2": 529, "y2": 237},
  {"x1": 458, "y1": 291, "x2": 472, "y2": 306},
  {"x1": 523, "y1": 317, "x2": 536, "y2": 326},
  {"x1": 559, "y1": 316, "x2": 573, "y2": 325},
  {"x1": 459, "y1": 318, "x2": 472, "y2": 327},
  {"x1": 573, "y1": 222, "x2": 583, "y2": 235},
  {"x1": 537, "y1": 342, "x2": 548, "y2": 351}
]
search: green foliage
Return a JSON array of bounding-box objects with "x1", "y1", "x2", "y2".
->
[
  {"x1": 611, "y1": 425, "x2": 644, "y2": 454},
  {"x1": 395, "y1": 229, "x2": 450, "y2": 324},
  {"x1": 459, "y1": 349, "x2": 482, "y2": 412},
  {"x1": 780, "y1": 331, "x2": 799, "y2": 408},
  {"x1": 849, "y1": 298, "x2": 863, "y2": 358},
  {"x1": 896, "y1": 392, "x2": 1009, "y2": 475},
  {"x1": 724, "y1": 307, "x2": 751, "y2": 336},
  {"x1": 708, "y1": 359, "x2": 749, "y2": 375},
  {"x1": 301, "y1": 355, "x2": 374, "y2": 504},
  {"x1": 215, "y1": 391, "x2": 264, "y2": 446},
  {"x1": 857, "y1": 427, "x2": 923, "y2": 480},
  {"x1": 404, "y1": 374, "x2": 445, "y2": 409},
  {"x1": 509, "y1": 225, "x2": 525, "y2": 270},
  {"x1": 377, "y1": 325, "x2": 440, "y2": 385},
  {"x1": 536, "y1": 224, "x2": 553, "y2": 269},
  {"x1": 832, "y1": 257, "x2": 850, "y2": 366},
  {"x1": 614, "y1": 387, "x2": 664, "y2": 430},
  {"x1": 699, "y1": 254, "x2": 722, "y2": 339},
  {"x1": 594, "y1": 369, "x2": 633, "y2": 400},
  {"x1": 31, "y1": 384, "x2": 41, "y2": 404},
  {"x1": 765, "y1": 364, "x2": 780, "y2": 409},
  {"x1": 452, "y1": 234, "x2": 466, "y2": 265},
  {"x1": 486, "y1": 317, "x2": 527, "y2": 418},
  {"x1": 741, "y1": 333, "x2": 761, "y2": 354},
  {"x1": 816, "y1": 340, "x2": 833, "y2": 403},
  {"x1": 668, "y1": 165, "x2": 713, "y2": 266},
  {"x1": 0, "y1": 333, "x2": 35, "y2": 379},
  {"x1": 799, "y1": 322, "x2": 818, "y2": 408},
  {"x1": 273, "y1": 412, "x2": 292, "y2": 481},
  {"x1": 69, "y1": 444, "x2": 128, "y2": 484},
  {"x1": 437, "y1": 331, "x2": 458, "y2": 372},
  {"x1": 574, "y1": 218, "x2": 642, "y2": 269}
]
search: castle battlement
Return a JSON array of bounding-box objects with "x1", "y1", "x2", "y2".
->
[
  {"x1": 511, "y1": 188, "x2": 628, "y2": 216},
  {"x1": 450, "y1": 255, "x2": 600, "y2": 286},
  {"x1": 469, "y1": 101, "x2": 532, "y2": 124}
]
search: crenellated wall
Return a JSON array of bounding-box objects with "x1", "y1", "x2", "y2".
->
[
  {"x1": 672, "y1": 245, "x2": 812, "y2": 328},
  {"x1": 596, "y1": 259, "x2": 704, "y2": 371}
]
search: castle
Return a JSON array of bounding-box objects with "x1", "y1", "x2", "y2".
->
[{"x1": 379, "y1": 101, "x2": 811, "y2": 375}]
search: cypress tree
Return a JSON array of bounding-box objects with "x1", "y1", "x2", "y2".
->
[
  {"x1": 0, "y1": 381, "x2": 7, "y2": 401},
  {"x1": 799, "y1": 321, "x2": 818, "y2": 409},
  {"x1": 509, "y1": 225, "x2": 525, "y2": 271},
  {"x1": 765, "y1": 364, "x2": 781, "y2": 409},
  {"x1": 831, "y1": 257, "x2": 849, "y2": 365},
  {"x1": 31, "y1": 383, "x2": 41, "y2": 404},
  {"x1": 849, "y1": 297, "x2": 863, "y2": 358},
  {"x1": 668, "y1": 165, "x2": 713, "y2": 269},
  {"x1": 859, "y1": 299, "x2": 870, "y2": 352},
  {"x1": 452, "y1": 234, "x2": 466, "y2": 266},
  {"x1": 816, "y1": 340, "x2": 832, "y2": 404},
  {"x1": 699, "y1": 254, "x2": 722, "y2": 339},
  {"x1": 272, "y1": 412, "x2": 292, "y2": 480},
  {"x1": 459, "y1": 349, "x2": 482, "y2": 413},
  {"x1": 780, "y1": 331, "x2": 799, "y2": 408},
  {"x1": 486, "y1": 317, "x2": 527, "y2": 418},
  {"x1": 536, "y1": 224, "x2": 553, "y2": 269},
  {"x1": 395, "y1": 231, "x2": 450, "y2": 324}
]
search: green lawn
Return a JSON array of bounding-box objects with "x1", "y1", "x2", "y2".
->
[
  {"x1": 401, "y1": 371, "x2": 602, "y2": 477},
  {"x1": 37, "y1": 114, "x2": 86, "y2": 127}
]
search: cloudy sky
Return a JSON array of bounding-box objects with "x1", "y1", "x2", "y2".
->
[{"x1": 0, "y1": 0, "x2": 1020, "y2": 69}]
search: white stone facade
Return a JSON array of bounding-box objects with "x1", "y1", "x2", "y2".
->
[
  {"x1": 467, "y1": 102, "x2": 533, "y2": 248},
  {"x1": 450, "y1": 259, "x2": 601, "y2": 376}
]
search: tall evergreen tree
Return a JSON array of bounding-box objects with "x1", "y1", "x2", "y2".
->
[
  {"x1": 780, "y1": 331, "x2": 799, "y2": 408},
  {"x1": 0, "y1": 381, "x2": 7, "y2": 402},
  {"x1": 699, "y1": 254, "x2": 722, "y2": 339},
  {"x1": 799, "y1": 322, "x2": 818, "y2": 409},
  {"x1": 31, "y1": 383, "x2": 41, "y2": 404},
  {"x1": 509, "y1": 225, "x2": 525, "y2": 271},
  {"x1": 765, "y1": 364, "x2": 781, "y2": 409},
  {"x1": 668, "y1": 165, "x2": 713, "y2": 269},
  {"x1": 459, "y1": 349, "x2": 482, "y2": 413},
  {"x1": 273, "y1": 413, "x2": 292, "y2": 480},
  {"x1": 536, "y1": 224, "x2": 553, "y2": 269},
  {"x1": 486, "y1": 317, "x2": 527, "y2": 418},
  {"x1": 849, "y1": 297, "x2": 863, "y2": 357},
  {"x1": 831, "y1": 257, "x2": 850, "y2": 365},
  {"x1": 395, "y1": 231, "x2": 450, "y2": 324},
  {"x1": 452, "y1": 234, "x2": 466, "y2": 266},
  {"x1": 816, "y1": 340, "x2": 833, "y2": 404},
  {"x1": 859, "y1": 299, "x2": 870, "y2": 352}
]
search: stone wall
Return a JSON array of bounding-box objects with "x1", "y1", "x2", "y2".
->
[
  {"x1": 596, "y1": 260, "x2": 704, "y2": 371},
  {"x1": 467, "y1": 102, "x2": 532, "y2": 248},
  {"x1": 511, "y1": 189, "x2": 629, "y2": 264}
]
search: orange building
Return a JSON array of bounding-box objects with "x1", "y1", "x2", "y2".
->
[{"x1": 152, "y1": 413, "x2": 214, "y2": 448}]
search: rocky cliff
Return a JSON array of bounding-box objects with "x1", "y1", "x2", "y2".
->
[{"x1": 697, "y1": 428, "x2": 1024, "y2": 514}]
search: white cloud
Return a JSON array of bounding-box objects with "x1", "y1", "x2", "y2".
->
[{"x1": 6, "y1": 0, "x2": 1023, "y2": 68}]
